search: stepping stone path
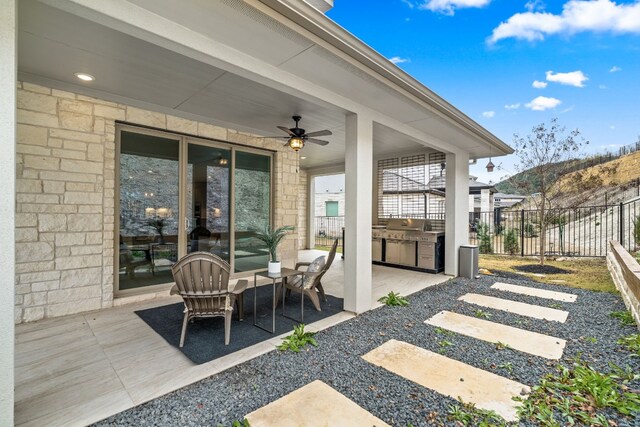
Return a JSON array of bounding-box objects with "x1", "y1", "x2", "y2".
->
[
  {"x1": 491, "y1": 282, "x2": 578, "y2": 302},
  {"x1": 362, "y1": 339, "x2": 530, "y2": 422},
  {"x1": 245, "y1": 380, "x2": 390, "y2": 427},
  {"x1": 459, "y1": 293, "x2": 569, "y2": 322},
  {"x1": 246, "y1": 281, "x2": 578, "y2": 424},
  {"x1": 425, "y1": 310, "x2": 566, "y2": 359}
]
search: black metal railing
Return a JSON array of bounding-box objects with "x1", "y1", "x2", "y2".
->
[
  {"x1": 470, "y1": 198, "x2": 640, "y2": 257},
  {"x1": 317, "y1": 197, "x2": 640, "y2": 258},
  {"x1": 314, "y1": 216, "x2": 344, "y2": 248}
]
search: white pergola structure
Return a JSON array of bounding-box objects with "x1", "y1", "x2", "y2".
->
[{"x1": 0, "y1": 0, "x2": 512, "y2": 421}]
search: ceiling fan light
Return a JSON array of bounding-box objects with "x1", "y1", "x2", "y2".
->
[{"x1": 289, "y1": 136, "x2": 304, "y2": 151}]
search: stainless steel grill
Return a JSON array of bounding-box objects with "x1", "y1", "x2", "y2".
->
[{"x1": 372, "y1": 218, "x2": 444, "y2": 272}]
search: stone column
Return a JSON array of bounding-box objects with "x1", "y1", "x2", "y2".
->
[
  {"x1": 445, "y1": 152, "x2": 470, "y2": 276},
  {"x1": 481, "y1": 188, "x2": 492, "y2": 231},
  {"x1": 0, "y1": 0, "x2": 16, "y2": 423},
  {"x1": 344, "y1": 113, "x2": 373, "y2": 313}
]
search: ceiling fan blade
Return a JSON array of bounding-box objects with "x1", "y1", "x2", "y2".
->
[
  {"x1": 277, "y1": 126, "x2": 295, "y2": 136},
  {"x1": 283, "y1": 141, "x2": 290, "y2": 147},
  {"x1": 305, "y1": 130, "x2": 332, "y2": 138},
  {"x1": 258, "y1": 136, "x2": 289, "y2": 139},
  {"x1": 307, "y1": 138, "x2": 330, "y2": 146}
]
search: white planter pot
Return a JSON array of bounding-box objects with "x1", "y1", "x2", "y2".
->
[{"x1": 268, "y1": 261, "x2": 281, "y2": 274}]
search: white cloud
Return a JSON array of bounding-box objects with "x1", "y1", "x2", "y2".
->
[
  {"x1": 488, "y1": 0, "x2": 640, "y2": 44},
  {"x1": 525, "y1": 0, "x2": 546, "y2": 12},
  {"x1": 525, "y1": 96, "x2": 562, "y2": 111},
  {"x1": 505, "y1": 103, "x2": 521, "y2": 110},
  {"x1": 405, "y1": 0, "x2": 492, "y2": 15},
  {"x1": 609, "y1": 65, "x2": 622, "y2": 72},
  {"x1": 610, "y1": 125, "x2": 616, "y2": 129},
  {"x1": 599, "y1": 84, "x2": 608, "y2": 89},
  {"x1": 389, "y1": 56, "x2": 410, "y2": 64},
  {"x1": 532, "y1": 80, "x2": 548, "y2": 88},
  {"x1": 545, "y1": 70, "x2": 588, "y2": 87},
  {"x1": 482, "y1": 111, "x2": 496, "y2": 118}
]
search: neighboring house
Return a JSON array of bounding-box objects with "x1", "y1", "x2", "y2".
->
[
  {"x1": 314, "y1": 176, "x2": 345, "y2": 217},
  {"x1": 494, "y1": 192, "x2": 526, "y2": 209},
  {"x1": 427, "y1": 175, "x2": 497, "y2": 216},
  {"x1": 0, "y1": 0, "x2": 513, "y2": 420}
]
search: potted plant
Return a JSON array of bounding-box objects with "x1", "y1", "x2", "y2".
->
[{"x1": 254, "y1": 225, "x2": 295, "y2": 274}]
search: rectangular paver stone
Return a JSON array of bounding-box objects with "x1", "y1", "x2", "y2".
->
[
  {"x1": 363, "y1": 339, "x2": 529, "y2": 422},
  {"x1": 245, "y1": 380, "x2": 390, "y2": 427},
  {"x1": 425, "y1": 311, "x2": 566, "y2": 359},
  {"x1": 492, "y1": 282, "x2": 577, "y2": 302},
  {"x1": 459, "y1": 293, "x2": 569, "y2": 322}
]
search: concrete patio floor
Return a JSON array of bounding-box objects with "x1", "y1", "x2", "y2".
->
[{"x1": 15, "y1": 250, "x2": 447, "y2": 427}]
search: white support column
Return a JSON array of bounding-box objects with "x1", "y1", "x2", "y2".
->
[
  {"x1": 0, "y1": 0, "x2": 16, "y2": 424},
  {"x1": 307, "y1": 176, "x2": 316, "y2": 249},
  {"x1": 445, "y1": 152, "x2": 469, "y2": 276},
  {"x1": 344, "y1": 113, "x2": 373, "y2": 313}
]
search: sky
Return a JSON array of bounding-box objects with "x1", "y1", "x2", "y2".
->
[{"x1": 325, "y1": 0, "x2": 640, "y2": 185}]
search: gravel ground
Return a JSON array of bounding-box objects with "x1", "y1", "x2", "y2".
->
[{"x1": 95, "y1": 274, "x2": 640, "y2": 427}]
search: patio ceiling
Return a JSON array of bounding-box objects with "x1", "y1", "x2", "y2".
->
[{"x1": 18, "y1": 0, "x2": 503, "y2": 169}]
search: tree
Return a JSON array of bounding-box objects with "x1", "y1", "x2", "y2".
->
[{"x1": 509, "y1": 118, "x2": 588, "y2": 265}]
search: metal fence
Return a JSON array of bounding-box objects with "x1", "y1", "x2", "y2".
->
[
  {"x1": 471, "y1": 197, "x2": 640, "y2": 257},
  {"x1": 314, "y1": 216, "x2": 344, "y2": 248},
  {"x1": 315, "y1": 197, "x2": 640, "y2": 258}
]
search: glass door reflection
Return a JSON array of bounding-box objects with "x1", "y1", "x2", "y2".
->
[
  {"x1": 119, "y1": 130, "x2": 179, "y2": 290},
  {"x1": 186, "y1": 143, "x2": 231, "y2": 262}
]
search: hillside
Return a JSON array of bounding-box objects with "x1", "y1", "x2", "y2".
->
[
  {"x1": 495, "y1": 159, "x2": 576, "y2": 195},
  {"x1": 500, "y1": 150, "x2": 640, "y2": 208}
]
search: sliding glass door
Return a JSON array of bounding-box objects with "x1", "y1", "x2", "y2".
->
[
  {"x1": 185, "y1": 143, "x2": 231, "y2": 261},
  {"x1": 118, "y1": 130, "x2": 180, "y2": 290},
  {"x1": 116, "y1": 125, "x2": 273, "y2": 294},
  {"x1": 234, "y1": 151, "x2": 272, "y2": 272}
]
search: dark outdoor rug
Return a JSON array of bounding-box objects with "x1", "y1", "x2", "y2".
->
[{"x1": 135, "y1": 286, "x2": 343, "y2": 364}]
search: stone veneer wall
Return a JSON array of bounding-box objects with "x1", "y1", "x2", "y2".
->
[
  {"x1": 14, "y1": 81, "x2": 300, "y2": 323},
  {"x1": 607, "y1": 241, "x2": 640, "y2": 329}
]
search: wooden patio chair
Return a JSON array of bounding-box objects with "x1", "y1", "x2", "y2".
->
[
  {"x1": 119, "y1": 246, "x2": 152, "y2": 278},
  {"x1": 276, "y1": 238, "x2": 339, "y2": 311},
  {"x1": 170, "y1": 252, "x2": 247, "y2": 347}
]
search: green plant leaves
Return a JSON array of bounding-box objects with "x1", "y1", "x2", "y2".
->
[
  {"x1": 277, "y1": 323, "x2": 318, "y2": 353},
  {"x1": 378, "y1": 291, "x2": 409, "y2": 307}
]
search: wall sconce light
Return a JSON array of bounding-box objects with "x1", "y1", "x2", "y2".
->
[
  {"x1": 212, "y1": 207, "x2": 222, "y2": 218},
  {"x1": 218, "y1": 155, "x2": 228, "y2": 166},
  {"x1": 145, "y1": 207, "x2": 156, "y2": 218}
]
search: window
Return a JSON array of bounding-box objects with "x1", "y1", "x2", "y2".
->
[
  {"x1": 116, "y1": 125, "x2": 273, "y2": 294},
  {"x1": 377, "y1": 152, "x2": 446, "y2": 222},
  {"x1": 325, "y1": 201, "x2": 339, "y2": 217}
]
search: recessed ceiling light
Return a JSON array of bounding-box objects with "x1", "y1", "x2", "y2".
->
[
  {"x1": 300, "y1": 156, "x2": 307, "y2": 160},
  {"x1": 74, "y1": 72, "x2": 95, "y2": 82}
]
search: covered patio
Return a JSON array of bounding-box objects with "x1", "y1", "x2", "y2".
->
[
  {"x1": 14, "y1": 250, "x2": 448, "y2": 426},
  {"x1": 1, "y1": 0, "x2": 512, "y2": 424}
]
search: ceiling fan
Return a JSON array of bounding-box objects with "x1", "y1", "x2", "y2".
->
[{"x1": 264, "y1": 115, "x2": 332, "y2": 152}]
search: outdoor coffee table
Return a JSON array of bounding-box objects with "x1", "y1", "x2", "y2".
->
[{"x1": 253, "y1": 268, "x2": 305, "y2": 334}]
